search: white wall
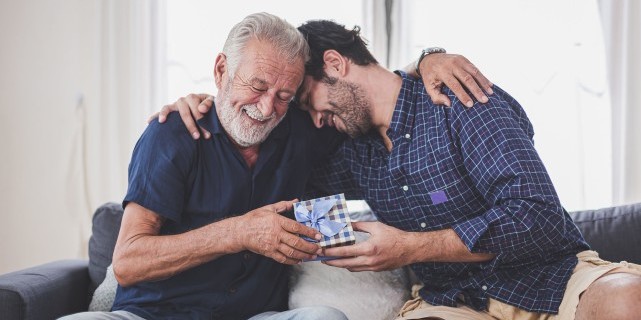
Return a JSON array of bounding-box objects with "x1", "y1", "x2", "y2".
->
[{"x1": 0, "y1": 0, "x2": 118, "y2": 274}]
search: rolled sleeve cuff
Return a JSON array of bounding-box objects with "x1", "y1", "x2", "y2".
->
[
  {"x1": 123, "y1": 192, "x2": 182, "y2": 223},
  {"x1": 452, "y1": 215, "x2": 489, "y2": 252}
]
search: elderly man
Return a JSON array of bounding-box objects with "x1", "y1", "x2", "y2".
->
[{"x1": 61, "y1": 13, "x2": 347, "y2": 320}]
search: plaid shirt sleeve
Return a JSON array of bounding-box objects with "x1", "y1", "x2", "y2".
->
[{"x1": 449, "y1": 88, "x2": 569, "y2": 261}]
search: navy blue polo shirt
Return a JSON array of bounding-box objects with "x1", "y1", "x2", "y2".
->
[{"x1": 112, "y1": 104, "x2": 342, "y2": 320}]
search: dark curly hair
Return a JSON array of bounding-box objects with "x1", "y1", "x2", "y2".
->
[{"x1": 298, "y1": 20, "x2": 378, "y2": 81}]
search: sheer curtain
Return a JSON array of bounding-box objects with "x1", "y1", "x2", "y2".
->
[
  {"x1": 598, "y1": 0, "x2": 641, "y2": 205},
  {"x1": 79, "y1": 0, "x2": 166, "y2": 256}
]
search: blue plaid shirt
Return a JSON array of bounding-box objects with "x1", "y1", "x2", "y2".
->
[{"x1": 307, "y1": 71, "x2": 590, "y2": 314}]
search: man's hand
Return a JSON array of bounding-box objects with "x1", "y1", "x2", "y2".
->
[
  {"x1": 147, "y1": 93, "x2": 214, "y2": 139},
  {"x1": 408, "y1": 53, "x2": 494, "y2": 108},
  {"x1": 237, "y1": 200, "x2": 323, "y2": 265},
  {"x1": 321, "y1": 221, "x2": 417, "y2": 272}
]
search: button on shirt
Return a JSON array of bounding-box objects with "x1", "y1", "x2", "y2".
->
[
  {"x1": 307, "y1": 71, "x2": 589, "y2": 314},
  {"x1": 113, "y1": 106, "x2": 341, "y2": 320}
]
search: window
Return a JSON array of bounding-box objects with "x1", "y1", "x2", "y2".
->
[
  {"x1": 163, "y1": 0, "x2": 611, "y2": 211},
  {"x1": 165, "y1": 0, "x2": 366, "y2": 102},
  {"x1": 395, "y1": 0, "x2": 611, "y2": 211}
]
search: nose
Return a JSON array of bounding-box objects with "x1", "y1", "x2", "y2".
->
[{"x1": 257, "y1": 94, "x2": 276, "y2": 118}]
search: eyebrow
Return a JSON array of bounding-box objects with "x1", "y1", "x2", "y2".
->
[
  {"x1": 249, "y1": 76, "x2": 297, "y2": 96},
  {"x1": 249, "y1": 77, "x2": 268, "y2": 87}
]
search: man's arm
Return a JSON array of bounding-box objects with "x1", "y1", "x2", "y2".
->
[
  {"x1": 324, "y1": 89, "x2": 566, "y2": 272},
  {"x1": 446, "y1": 87, "x2": 570, "y2": 260},
  {"x1": 322, "y1": 221, "x2": 494, "y2": 272},
  {"x1": 115, "y1": 118, "x2": 323, "y2": 287},
  {"x1": 153, "y1": 52, "x2": 493, "y2": 139},
  {"x1": 113, "y1": 200, "x2": 323, "y2": 287}
]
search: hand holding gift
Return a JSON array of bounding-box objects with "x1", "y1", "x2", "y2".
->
[{"x1": 294, "y1": 194, "x2": 356, "y2": 260}]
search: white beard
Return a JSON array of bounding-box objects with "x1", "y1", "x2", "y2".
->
[{"x1": 217, "y1": 87, "x2": 285, "y2": 147}]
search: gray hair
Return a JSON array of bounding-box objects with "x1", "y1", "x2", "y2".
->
[{"x1": 222, "y1": 12, "x2": 310, "y2": 78}]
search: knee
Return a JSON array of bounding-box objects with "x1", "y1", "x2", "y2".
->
[
  {"x1": 578, "y1": 273, "x2": 641, "y2": 320},
  {"x1": 299, "y1": 306, "x2": 348, "y2": 320}
]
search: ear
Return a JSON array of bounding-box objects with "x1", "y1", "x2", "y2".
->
[
  {"x1": 322, "y1": 50, "x2": 349, "y2": 78},
  {"x1": 213, "y1": 53, "x2": 227, "y2": 90}
]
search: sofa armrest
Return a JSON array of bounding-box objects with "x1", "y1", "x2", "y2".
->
[
  {"x1": 569, "y1": 202, "x2": 641, "y2": 264},
  {"x1": 0, "y1": 259, "x2": 90, "y2": 320}
]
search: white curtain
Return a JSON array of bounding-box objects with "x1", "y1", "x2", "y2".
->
[
  {"x1": 598, "y1": 0, "x2": 641, "y2": 205},
  {"x1": 72, "y1": 0, "x2": 167, "y2": 259},
  {"x1": 381, "y1": 0, "x2": 613, "y2": 211}
]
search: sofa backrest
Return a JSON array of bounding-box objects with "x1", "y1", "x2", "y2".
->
[
  {"x1": 87, "y1": 201, "x2": 641, "y2": 292},
  {"x1": 568, "y1": 202, "x2": 641, "y2": 264},
  {"x1": 88, "y1": 202, "x2": 123, "y2": 292}
]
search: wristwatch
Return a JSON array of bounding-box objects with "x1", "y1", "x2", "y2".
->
[{"x1": 415, "y1": 47, "x2": 447, "y2": 76}]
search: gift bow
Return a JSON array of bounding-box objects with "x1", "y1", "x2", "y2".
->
[{"x1": 294, "y1": 198, "x2": 346, "y2": 237}]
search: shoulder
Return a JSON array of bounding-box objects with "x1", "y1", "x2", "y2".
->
[
  {"x1": 443, "y1": 85, "x2": 534, "y2": 139},
  {"x1": 132, "y1": 113, "x2": 198, "y2": 163}
]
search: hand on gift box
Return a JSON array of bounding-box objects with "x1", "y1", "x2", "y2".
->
[
  {"x1": 321, "y1": 221, "x2": 417, "y2": 272},
  {"x1": 237, "y1": 200, "x2": 323, "y2": 265}
]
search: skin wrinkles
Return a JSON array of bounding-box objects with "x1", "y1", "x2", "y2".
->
[{"x1": 216, "y1": 40, "x2": 303, "y2": 150}]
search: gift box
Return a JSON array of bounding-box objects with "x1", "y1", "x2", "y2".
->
[{"x1": 294, "y1": 193, "x2": 356, "y2": 249}]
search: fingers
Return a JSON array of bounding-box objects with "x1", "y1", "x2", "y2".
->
[
  {"x1": 198, "y1": 95, "x2": 215, "y2": 114},
  {"x1": 322, "y1": 242, "x2": 364, "y2": 258},
  {"x1": 270, "y1": 251, "x2": 303, "y2": 265},
  {"x1": 442, "y1": 76, "x2": 474, "y2": 108},
  {"x1": 282, "y1": 218, "x2": 321, "y2": 241},
  {"x1": 157, "y1": 104, "x2": 173, "y2": 123},
  {"x1": 268, "y1": 199, "x2": 297, "y2": 213},
  {"x1": 322, "y1": 256, "x2": 375, "y2": 272},
  {"x1": 147, "y1": 112, "x2": 160, "y2": 124},
  {"x1": 176, "y1": 103, "x2": 201, "y2": 139},
  {"x1": 350, "y1": 221, "x2": 375, "y2": 233},
  {"x1": 278, "y1": 236, "x2": 321, "y2": 259},
  {"x1": 451, "y1": 68, "x2": 488, "y2": 105},
  {"x1": 424, "y1": 81, "x2": 451, "y2": 107},
  {"x1": 462, "y1": 62, "x2": 493, "y2": 95}
]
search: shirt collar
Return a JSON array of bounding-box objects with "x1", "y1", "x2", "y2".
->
[{"x1": 387, "y1": 70, "x2": 419, "y2": 140}]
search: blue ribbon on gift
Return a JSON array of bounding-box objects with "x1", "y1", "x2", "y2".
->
[{"x1": 294, "y1": 198, "x2": 346, "y2": 237}]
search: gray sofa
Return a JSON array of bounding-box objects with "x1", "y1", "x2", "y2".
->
[{"x1": 2, "y1": 202, "x2": 640, "y2": 320}]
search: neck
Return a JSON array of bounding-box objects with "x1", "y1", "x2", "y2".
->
[
  {"x1": 232, "y1": 141, "x2": 260, "y2": 169},
  {"x1": 359, "y1": 65, "x2": 402, "y2": 151}
]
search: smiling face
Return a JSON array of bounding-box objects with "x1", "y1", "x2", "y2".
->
[
  {"x1": 297, "y1": 75, "x2": 373, "y2": 138},
  {"x1": 215, "y1": 38, "x2": 305, "y2": 147}
]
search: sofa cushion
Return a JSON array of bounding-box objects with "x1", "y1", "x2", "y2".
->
[
  {"x1": 89, "y1": 264, "x2": 118, "y2": 312},
  {"x1": 88, "y1": 202, "x2": 124, "y2": 292},
  {"x1": 569, "y1": 202, "x2": 641, "y2": 264}
]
